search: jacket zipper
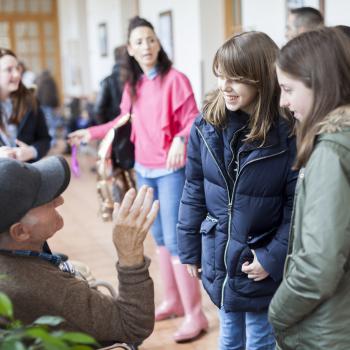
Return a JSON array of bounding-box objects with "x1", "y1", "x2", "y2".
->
[
  {"x1": 220, "y1": 149, "x2": 287, "y2": 306},
  {"x1": 196, "y1": 126, "x2": 287, "y2": 307}
]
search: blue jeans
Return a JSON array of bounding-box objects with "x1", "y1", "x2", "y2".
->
[
  {"x1": 136, "y1": 168, "x2": 185, "y2": 256},
  {"x1": 219, "y1": 307, "x2": 275, "y2": 350}
]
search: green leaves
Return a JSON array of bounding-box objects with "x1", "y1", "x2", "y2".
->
[
  {"x1": 0, "y1": 292, "x2": 13, "y2": 319},
  {"x1": 33, "y1": 317, "x2": 65, "y2": 327},
  {"x1": 0, "y1": 293, "x2": 97, "y2": 350}
]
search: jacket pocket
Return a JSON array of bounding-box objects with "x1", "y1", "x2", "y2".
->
[
  {"x1": 247, "y1": 227, "x2": 278, "y2": 250},
  {"x1": 200, "y1": 214, "x2": 218, "y2": 282}
]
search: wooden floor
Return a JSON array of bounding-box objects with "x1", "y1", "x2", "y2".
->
[{"x1": 49, "y1": 148, "x2": 220, "y2": 349}]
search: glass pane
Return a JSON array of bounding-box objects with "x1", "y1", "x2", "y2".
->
[
  {"x1": 15, "y1": 22, "x2": 26, "y2": 37},
  {"x1": 45, "y1": 40, "x2": 54, "y2": 53},
  {"x1": 16, "y1": 0, "x2": 27, "y2": 12},
  {"x1": 16, "y1": 40, "x2": 29, "y2": 54},
  {"x1": 3, "y1": 0, "x2": 15, "y2": 12},
  {"x1": 0, "y1": 37, "x2": 11, "y2": 48},
  {"x1": 29, "y1": 39, "x2": 40, "y2": 53},
  {"x1": 40, "y1": 0, "x2": 52, "y2": 13},
  {"x1": 29, "y1": 0, "x2": 40, "y2": 13},
  {"x1": 30, "y1": 56, "x2": 41, "y2": 73},
  {"x1": 0, "y1": 22, "x2": 9, "y2": 36},
  {"x1": 44, "y1": 22, "x2": 53, "y2": 37},
  {"x1": 46, "y1": 56, "x2": 55, "y2": 73},
  {"x1": 28, "y1": 22, "x2": 38, "y2": 36}
]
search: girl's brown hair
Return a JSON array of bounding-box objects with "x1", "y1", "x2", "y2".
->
[
  {"x1": 277, "y1": 27, "x2": 350, "y2": 169},
  {"x1": 203, "y1": 31, "x2": 281, "y2": 145},
  {"x1": 0, "y1": 48, "x2": 38, "y2": 128}
]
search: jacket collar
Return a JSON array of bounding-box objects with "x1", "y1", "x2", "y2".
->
[
  {"x1": 197, "y1": 112, "x2": 287, "y2": 176},
  {"x1": 317, "y1": 105, "x2": 350, "y2": 134}
]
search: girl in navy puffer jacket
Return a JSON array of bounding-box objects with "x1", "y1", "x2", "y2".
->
[{"x1": 177, "y1": 32, "x2": 298, "y2": 350}]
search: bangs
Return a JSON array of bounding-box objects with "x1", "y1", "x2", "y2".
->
[{"x1": 213, "y1": 41, "x2": 258, "y2": 85}]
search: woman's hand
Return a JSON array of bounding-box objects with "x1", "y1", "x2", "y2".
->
[
  {"x1": 166, "y1": 136, "x2": 186, "y2": 171},
  {"x1": 68, "y1": 129, "x2": 91, "y2": 145},
  {"x1": 0, "y1": 146, "x2": 16, "y2": 159},
  {"x1": 241, "y1": 249, "x2": 269, "y2": 281},
  {"x1": 187, "y1": 264, "x2": 200, "y2": 278},
  {"x1": 15, "y1": 140, "x2": 36, "y2": 162}
]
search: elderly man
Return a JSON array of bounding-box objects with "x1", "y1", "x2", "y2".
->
[
  {"x1": 0, "y1": 156, "x2": 158, "y2": 346},
  {"x1": 286, "y1": 7, "x2": 324, "y2": 41}
]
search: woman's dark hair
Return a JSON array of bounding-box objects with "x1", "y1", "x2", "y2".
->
[
  {"x1": 0, "y1": 48, "x2": 37, "y2": 128},
  {"x1": 126, "y1": 16, "x2": 172, "y2": 100},
  {"x1": 277, "y1": 27, "x2": 350, "y2": 169}
]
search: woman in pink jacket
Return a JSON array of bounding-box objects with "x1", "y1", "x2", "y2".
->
[{"x1": 69, "y1": 16, "x2": 208, "y2": 342}]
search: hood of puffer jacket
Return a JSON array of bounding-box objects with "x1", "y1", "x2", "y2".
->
[
  {"x1": 317, "y1": 105, "x2": 350, "y2": 150},
  {"x1": 317, "y1": 105, "x2": 350, "y2": 134}
]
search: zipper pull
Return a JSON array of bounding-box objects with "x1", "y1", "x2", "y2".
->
[{"x1": 228, "y1": 203, "x2": 232, "y2": 214}]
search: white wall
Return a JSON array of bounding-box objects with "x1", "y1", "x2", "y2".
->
[
  {"x1": 85, "y1": 0, "x2": 124, "y2": 93},
  {"x1": 139, "y1": 0, "x2": 202, "y2": 104},
  {"x1": 139, "y1": 0, "x2": 225, "y2": 106},
  {"x1": 325, "y1": 0, "x2": 350, "y2": 26},
  {"x1": 58, "y1": 0, "x2": 350, "y2": 99},
  {"x1": 199, "y1": 0, "x2": 225, "y2": 99},
  {"x1": 241, "y1": 0, "x2": 287, "y2": 47},
  {"x1": 58, "y1": 0, "x2": 90, "y2": 97},
  {"x1": 58, "y1": 0, "x2": 138, "y2": 97}
]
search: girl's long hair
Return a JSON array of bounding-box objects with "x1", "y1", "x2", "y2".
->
[
  {"x1": 203, "y1": 31, "x2": 282, "y2": 145},
  {"x1": 126, "y1": 16, "x2": 172, "y2": 101},
  {"x1": 277, "y1": 27, "x2": 350, "y2": 169},
  {"x1": 0, "y1": 48, "x2": 37, "y2": 128}
]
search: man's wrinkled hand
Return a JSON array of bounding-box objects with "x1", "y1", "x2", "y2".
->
[{"x1": 112, "y1": 186, "x2": 159, "y2": 267}]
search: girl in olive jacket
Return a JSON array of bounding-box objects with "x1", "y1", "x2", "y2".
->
[{"x1": 269, "y1": 27, "x2": 350, "y2": 349}]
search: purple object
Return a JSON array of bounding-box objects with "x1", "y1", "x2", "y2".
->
[{"x1": 71, "y1": 144, "x2": 80, "y2": 177}]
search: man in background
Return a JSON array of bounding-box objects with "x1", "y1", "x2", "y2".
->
[{"x1": 286, "y1": 7, "x2": 324, "y2": 41}]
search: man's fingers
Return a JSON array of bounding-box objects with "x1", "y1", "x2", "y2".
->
[
  {"x1": 141, "y1": 200, "x2": 159, "y2": 233},
  {"x1": 134, "y1": 187, "x2": 155, "y2": 224},
  {"x1": 117, "y1": 188, "x2": 137, "y2": 218},
  {"x1": 112, "y1": 202, "x2": 121, "y2": 222},
  {"x1": 129, "y1": 185, "x2": 149, "y2": 214}
]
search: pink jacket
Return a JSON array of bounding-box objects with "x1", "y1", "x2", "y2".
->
[{"x1": 89, "y1": 68, "x2": 198, "y2": 168}]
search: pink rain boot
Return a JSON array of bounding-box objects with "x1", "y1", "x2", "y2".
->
[
  {"x1": 172, "y1": 257, "x2": 209, "y2": 342},
  {"x1": 155, "y1": 246, "x2": 184, "y2": 321}
]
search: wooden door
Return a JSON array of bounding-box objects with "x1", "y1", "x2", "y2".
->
[
  {"x1": 0, "y1": 0, "x2": 62, "y2": 95},
  {"x1": 225, "y1": 0, "x2": 242, "y2": 38}
]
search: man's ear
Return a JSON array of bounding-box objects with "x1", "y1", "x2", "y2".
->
[{"x1": 9, "y1": 222, "x2": 31, "y2": 243}]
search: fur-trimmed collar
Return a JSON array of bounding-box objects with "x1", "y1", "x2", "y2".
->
[{"x1": 317, "y1": 105, "x2": 350, "y2": 134}]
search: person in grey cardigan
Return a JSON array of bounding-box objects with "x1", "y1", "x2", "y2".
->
[{"x1": 0, "y1": 155, "x2": 159, "y2": 347}]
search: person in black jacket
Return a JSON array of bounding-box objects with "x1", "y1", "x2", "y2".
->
[
  {"x1": 177, "y1": 32, "x2": 298, "y2": 350},
  {"x1": 94, "y1": 46, "x2": 128, "y2": 124},
  {"x1": 0, "y1": 48, "x2": 50, "y2": 161},
  {"x1": 35, "y1": 70, "x2": 61, "y2": 145}
]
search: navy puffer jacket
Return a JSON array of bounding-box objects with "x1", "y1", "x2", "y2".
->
[{"x1": 178, "y1": 112, "x2": 298, "y2": 312}]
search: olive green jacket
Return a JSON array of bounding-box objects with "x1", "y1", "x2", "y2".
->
[{"x1": 269, "y1": 106, "x2": 350, "y2": 349}]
